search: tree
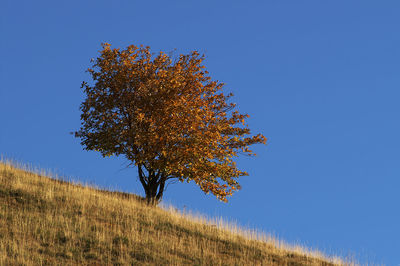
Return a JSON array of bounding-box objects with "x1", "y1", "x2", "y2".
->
[{"x1": 75, "y1": 43, "x2": 267, "y2": 205}]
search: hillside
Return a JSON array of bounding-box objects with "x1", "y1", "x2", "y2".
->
[{"x1": 0, "y1": 161, "x2": 349, "y2": 265}]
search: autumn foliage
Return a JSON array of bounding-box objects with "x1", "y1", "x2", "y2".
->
[{"x1": 75, "y1": 43, "x2": 266, "y2": 204}]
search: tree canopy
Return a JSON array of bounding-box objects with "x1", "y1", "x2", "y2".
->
[{"x1": 75, "y1": 43, "x2": 266, "y2": 204}]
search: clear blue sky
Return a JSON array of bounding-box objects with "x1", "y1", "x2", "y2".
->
[{"x1": 1, "y1": 1, "x2": 399, "y2": 264}]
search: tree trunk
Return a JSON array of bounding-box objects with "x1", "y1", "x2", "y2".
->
[
  {"x1": 138, "y1": 164, "x2": 167, "y2": 205},
  {"x1": 145, "y1": 182, "x2": 158, "y2": 205}
]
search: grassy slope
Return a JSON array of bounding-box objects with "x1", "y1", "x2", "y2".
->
[{"x1": 0, "y1": 162, "x2": 349, "y2": 265}]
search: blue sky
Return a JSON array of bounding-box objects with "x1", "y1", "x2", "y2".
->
[{"x1": 1, "y1": 1, "x2": 399, "y2": 264}]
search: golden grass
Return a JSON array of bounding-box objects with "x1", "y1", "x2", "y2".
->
[{"x1": 0, "y1": 161, "x2": 354, "y2": 265}]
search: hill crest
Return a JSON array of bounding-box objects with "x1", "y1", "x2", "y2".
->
[{"x1": 0, "y1": 161, "x2": 350, "y2": 265}]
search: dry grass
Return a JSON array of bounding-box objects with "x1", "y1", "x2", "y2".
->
[{"x1": 0, "y1": 160, "x2": 353, "y2": 265}]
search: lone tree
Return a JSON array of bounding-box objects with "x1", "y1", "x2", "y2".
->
[{"x1": 75, "y1": 43, "x2": 266, "y2": 204}]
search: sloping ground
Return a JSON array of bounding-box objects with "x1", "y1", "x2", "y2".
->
[{"x1": 0, "y1": 162, "x2": 349, "y2": 265}]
